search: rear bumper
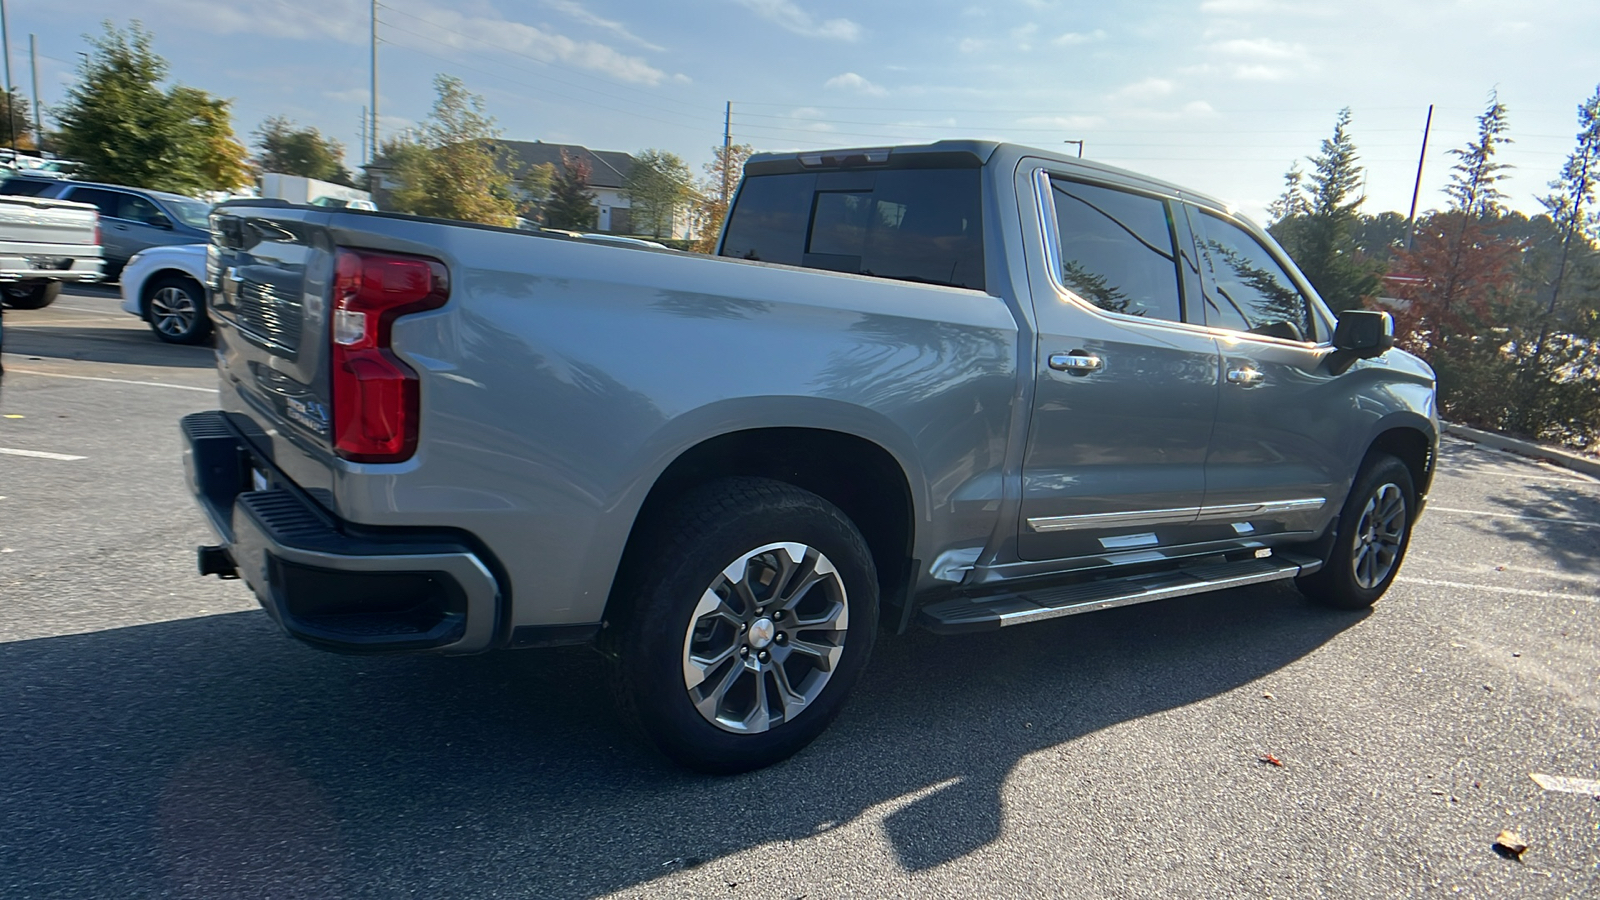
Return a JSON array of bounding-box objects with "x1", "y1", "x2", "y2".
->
[
  {"x1": 0, "y1": 250, "x2": 104, "y2": 283},
  {"x1": 182, "y1": 411, "x2": 503, "y2": 654}
]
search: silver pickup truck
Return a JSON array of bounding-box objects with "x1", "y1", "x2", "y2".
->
[
  {"x1": 0, "y1": 193, "x2": 104, "y2": 309},
  {"x1": 184, "y1": 141, "x2": 1438, "y2": 772}
]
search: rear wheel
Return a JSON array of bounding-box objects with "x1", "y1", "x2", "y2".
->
[
  {"x1": 1, "y1": 281, "x2": 61, "y2": 310},
  {"x1": 1298, "y1": 453, "x2": 1415, "y2": 609},
  {"x1": 608, "y1": 477, "x2": 878, "y2": 773},
  {"x1": 144, "y1": 274, "x2": 211, "y2": 344}
]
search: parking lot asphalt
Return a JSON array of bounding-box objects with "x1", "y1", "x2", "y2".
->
[{"x1": 2, "y1": 286, "x2": 1597, "y2": 899}]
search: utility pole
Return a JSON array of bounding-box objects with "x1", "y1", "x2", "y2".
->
[
  {"x1": 28, "y1": 33, "x2": 39, "y2": 152},
  {"x1": 721, "y1": 101, "x2": 732, "y2": 208},
  {"x1": 370, "y1": 0, "x2": 379, "y2": 162},
  {"x1": 1, "y1": 0, "x2": 15, "y2": 159},
  {"x1": 1404, "y1": 104, "x2": 1434, "y2": 251}
]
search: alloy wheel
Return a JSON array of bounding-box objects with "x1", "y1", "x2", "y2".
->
[
  {"x1": 681, "y1": 542, "x2": 849, "y2": 734},
  {"x1": 150, "y1": 286, "x2": 197, "y2": 337},
  {"x1": 1351, "y1": 482, "x2": 1406, "y2": 589}
]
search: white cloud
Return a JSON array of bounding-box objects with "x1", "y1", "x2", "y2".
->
[
  {"x1": 1053, "y1": 28, "x2": 1107, "y2": 45},
  {"x1": 129, "y1": 0, "x2": 667, "y2": 86},
  {"x1": 541, "y1": 0, "x2": 666, "y2": 52},
  {"x1": 824, "y1": 72, "x2": 888, "y2": 97},
  {"x1": 1199, "y1": 0, "x2": 1278, "y2": 13},
  {"x1": 733, "y1": 0, "x2": 861, "y2": 41},
  {"x1": 958, "y1": 37, "x2": 989, "y2": 53},
  {"x1": 1017, "y1": 114, "x2": 1108, "y2": 130},
  {"x1": 1191, "y1": 37, "x2": 1317, "y2": 81},
  {"x1": 1112, "y1": 77, "x2": 1176, "y2": 102}
]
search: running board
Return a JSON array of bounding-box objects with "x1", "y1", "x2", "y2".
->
[{"x1": 917, "y1": 554, "x2": 1322, "y2": 635}]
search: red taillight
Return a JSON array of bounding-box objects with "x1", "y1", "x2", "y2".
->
[{"x1": 329, "y1": 248, "x2": 449, "y2": 463}]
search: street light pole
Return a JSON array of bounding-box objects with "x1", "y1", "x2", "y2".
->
[{"x1": 1062, "y1": 139, "x2": 1084, "y2": 158}]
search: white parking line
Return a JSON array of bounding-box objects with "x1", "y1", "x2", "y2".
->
[
  {"x1": 0, "y1": 447, "x2": 86, "y2": 461},
  {"x1": 1, "y1": 368, "x2": 217, "y2": 393},
  {"x1": 1397, "y1": 577, "x2": 1595, "y2": 602},
  {"x1": 1530, "y1": 773, "x2": 1600, "y2": 796},
  {"x1": 1428, "y1": 506, "x2": 1600, "y2": 530}
]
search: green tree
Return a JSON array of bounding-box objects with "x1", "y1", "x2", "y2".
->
[
  {"x1": 1444, "y1": 91, "x2": 1513, "y2": 218},
  {"x1": 516, "y1": 161, "x2": 557, "y2": 223},
  {"x1": 690, "y1": 142, "x2": 755, "y2": 252},
  {"x1": 1509, "y1": 83, "x2": 1600, "y2": 440},
  {"x1": 254, "y1": 116, "x2": 352, "y2": 184},
  {"x1": 1269, "y1": 108, "x2": 1384, "y2": 312},
  {"x1": 544, "y1": 149, "x2": 598, "y2": 230},
  {"x1": 624, "y1": 149, "x2": 693, "y2": 238},
  {"x1": 0, "y1": 90, "x2": 33, "y2": 150},
  {"x1": 52, "y1": 21, "x2": 251, "y2": 193},
  {"x1": 387, "y1": 75, "x2": 517, "y2": 226}
]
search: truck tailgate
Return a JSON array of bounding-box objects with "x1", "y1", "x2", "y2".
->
[{"x1": 0, "y1": 195, "x2": 99, "y2": 247}]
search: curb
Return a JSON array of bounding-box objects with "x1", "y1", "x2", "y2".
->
[{"x1": 1442, "y1": 421, "x2": 1600, "y2": 479}]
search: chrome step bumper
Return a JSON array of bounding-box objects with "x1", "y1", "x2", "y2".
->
[{"x1": 917, "y1": 554, "x2": 1322, "y2": 635}]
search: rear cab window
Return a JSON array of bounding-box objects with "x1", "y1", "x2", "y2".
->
[
  {"x1": 0, "y1": 178, "x2": 55, "y2": 197},
  {"x1": 1048, "y1": 178, "x2": 1184, "y2": 323},
  {"x1": 720, "y1": 168, "x2": 985, "y2": 292}
]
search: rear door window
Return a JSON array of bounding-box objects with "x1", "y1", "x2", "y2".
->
[
  {"x1": 1049, "y1": 178, "x2": 1184, "y2": 322},
  {"x1": 721, "y1": 169, "x2": 985, "y2": 291},
  {"x1": 1193, "y1": 210, "x2": 1317, "y2": 342},
  {"x1": 61, "y1": 187, "x2": 125, "y2": 220},
  {"x1": 0, "y1": 178, "x2": 54, "y2": 196}
]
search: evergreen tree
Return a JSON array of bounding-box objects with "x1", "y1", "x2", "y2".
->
[
  {"x1": 0, "y1": 90, "x2": 33, "y2": 150},
  {"x1": 1266, "y1": 161, "x2": 1310, "y2": 224},
  {"x1": 254, "y1": 116, "x2": 353, "y2": 185},
  {"x1": 52, "y1": 21, "x2": 250, "y2": 193},
  {"x1": 1444, "y1": 91, "x2": 1513, "y2": 218},
  {"x1": 544, "y1": 150, "x2": 598, "y2": 230},
  {"x1": 1269, "y1": 108, "x2": 1384, "y2": 312}
]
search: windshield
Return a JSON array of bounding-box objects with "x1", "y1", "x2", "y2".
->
[{"x1": 164, "y1": 197, "x2": 212, "y2": 229}]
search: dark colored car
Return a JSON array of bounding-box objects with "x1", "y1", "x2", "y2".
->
[{"x1": 0, "y1": 176, "x2": 210, "y2": 280}]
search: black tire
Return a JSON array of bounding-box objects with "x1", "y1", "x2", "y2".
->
[
  {"x1": 1298, "y1": 453, "x2": 1415, "y2": 610},
  {"x1": 608, "y1": 477, "x2": 879, "y2": 774},
  {"x1": 1, "y1": 281, "x2": 61, "y2": 310},
  {"x1": 143, "y1": 274, "x2": 211, "y2": 344}
]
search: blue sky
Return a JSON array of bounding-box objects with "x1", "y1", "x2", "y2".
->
[{"x1": 19, "y1": 0, "x2": 1600, "y2": 221}]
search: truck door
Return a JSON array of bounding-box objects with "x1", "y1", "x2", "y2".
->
[
  {"x1": 1016, "y1": 166, "x2": 1222, "y2": 562},
  {"x1": 1182, "y1": 203, "x2": 1345, "y2": 543}
]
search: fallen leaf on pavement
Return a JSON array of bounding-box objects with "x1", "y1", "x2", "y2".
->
[{"x1": 1493, "y1": 830, "x2": 1529, "y2": 859}]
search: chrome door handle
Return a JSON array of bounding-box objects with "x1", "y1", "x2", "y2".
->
[
  {"x1": 1049, "y1": 352, "x2": 1103, "y2": 374},
  {"x1": 1227, "y1": 367, "x2": 1265, "y2": 386}
]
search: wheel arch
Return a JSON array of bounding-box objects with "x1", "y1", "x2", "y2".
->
[
  {"x1": 1365, "y1": 421, "x2": 1436, "y2": 511},
  {"x1": 138, "y1": 267, "x2": 206, "y2": 319},
  {"x1": 603, "y1": 425, "x2": 920, "y2": 629}
]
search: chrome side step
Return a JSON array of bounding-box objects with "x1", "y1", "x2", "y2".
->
[{"x1": 916, "y1": 554, "x2": 1322, "y2": 635}]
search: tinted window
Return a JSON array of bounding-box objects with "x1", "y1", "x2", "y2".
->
[
  {"x1": 1195, "y1": 210, "x2": 1315, "y2": 342},
  {"x1": 721, "y1": 169, "x2": 985, "y2": 291},
  {"x1": 63, "y1": 187, "x2": 124, "y2": 219},
  {"x1": 1050, "y1": 178, "x2": 1182, "y2": 322},
  {"x1": 0, "y1": 178, "x2": 53, "y2": 196}
]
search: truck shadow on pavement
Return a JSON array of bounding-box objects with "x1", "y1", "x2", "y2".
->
[
  {"x1": 0, "y1": 584, "x2": 1363, "y2": 899},
  {"x1": 1477, "y1": 482, "x2": 1600, "y2": 574},
  {"x1": 2, "y1": 324, "x2": 214, "y2": 369}
]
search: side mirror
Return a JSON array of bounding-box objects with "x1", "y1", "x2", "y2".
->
[
  {"x1": 149, "y1": 214, "x2": 174, "y2": 230},
  {"x1": 1333, "y1": 309, "x2": 1394, "y2": 358}
]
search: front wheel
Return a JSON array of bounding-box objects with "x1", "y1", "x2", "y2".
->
[
  {"x1": 1298, "y1": 453, "x2": 1415, "y2": 609},
  {"x1": 2, "y1": 281, "x2": 61, "y2": 310},
  {"x1": 608, "y1": 477, "x2": 878, "y2": 773},
  {"x1": 144, "y1": 275, "x2": 212, "y2": 344}
]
